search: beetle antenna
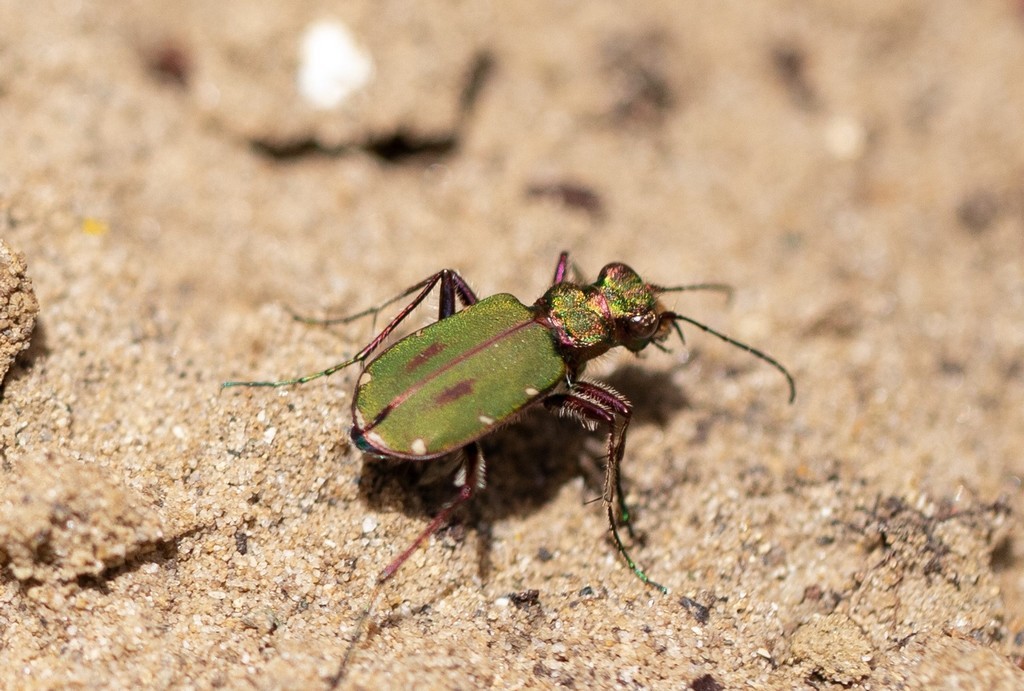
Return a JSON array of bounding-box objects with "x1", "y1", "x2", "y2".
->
[
  {"x1": 656, "y1": 283, "x2": 734, "y2": 303},
  {"x1": 667, "y1": 314, "x2": 796, "y2": 403}
]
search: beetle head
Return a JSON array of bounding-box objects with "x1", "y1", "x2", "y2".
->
[
  {"x1": 595, "y1": 262, "x2": 666, "y2": 352},
  {"x1": 593, "y1": 262, "x2": 796, "y2": 402}
]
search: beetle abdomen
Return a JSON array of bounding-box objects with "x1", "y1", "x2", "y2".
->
[{"x1": 352, "y1": 293, "x2": 566, "y2": 458}]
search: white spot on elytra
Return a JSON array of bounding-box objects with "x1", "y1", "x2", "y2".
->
[
  {"x1": 364, "y1": 431, "x2": 387, "y2": 449},
  {"x1": 297, "y1": 20, "x2": 373, "y2": 109},
  {"x1": 411, "y1": 438, "x2": 427, "y2": 455},
  {"x1": 525, "y1": 387, "x2": 539, "y2": 397},
  {"x1": 478, "y1": 415, "x2": 494, "y2": 425}
]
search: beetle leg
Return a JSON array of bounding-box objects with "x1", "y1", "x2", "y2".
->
[
  {"x1": 376, "y1": 443, "x2": 485, "y2": 584},
  {"x1": 545, "y1": 382, "x2": 667, "y2": 593},
  {"x1": 350, "y1": 269, "x2": 477, "y2": 365},
  {"x1": 223, "y1": 269, "x2": 479, "y2": 389},
  {"x1": 550, "y1": 382, "x2": 632, "y2": 523},
  {"x1": 552, "y1": 251, "x2": 570, "y2": 284},
  {"x1": 438, "y1": 269, "x2": 479, "y2": 318},
  {"x1": 550, "y1": 250, "x2": 585, "y2": 285},
  {"x1": 332, "y1": 443, "x2": 485, "y2": 687}
]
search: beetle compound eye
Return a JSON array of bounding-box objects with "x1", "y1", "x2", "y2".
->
[{"x1": 627, "y1": 312, "x2": 658, "y2": 339}]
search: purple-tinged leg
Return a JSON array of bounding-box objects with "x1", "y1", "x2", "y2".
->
[
  {"x1": 330, "y1": 442, "x2": 486, "y2": 687},
  {"x1": 224, "y1": 269, "x2": 478, "y2": 389},
  {"x1": 376, "y1": 443, "x2": 485, "y2": 584},
  {"x1": 545, "y1": 381, "x2": 666, "y2": 593},
  {"x1": 552, "y1": 251, "x2": 570, "y2": 284},
  {"x1": 438, "y1": 269, "x2": 479, "y2": 318}
]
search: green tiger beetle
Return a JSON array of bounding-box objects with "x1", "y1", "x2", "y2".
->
[{"x1": 224, "y1": 251, "x2": 794, "y2": 681}]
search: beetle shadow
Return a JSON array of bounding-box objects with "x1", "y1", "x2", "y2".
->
[
  {"x1": 355, "y1": 408, "x2": 590, "y2": 529},
  {"x1": 600, "y1": 361, "x2": 692, "y2": 426},
  {"x1": 353, "y1": 361, "x2": 693, "y2": 566}
]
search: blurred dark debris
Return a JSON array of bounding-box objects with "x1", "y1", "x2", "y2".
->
[
  {"x1": 234, "y1": 529, "x2": 248, "y2": 555},
  {"x1": 366, "y1": 131, "x2": 458, "y2": 163},
  {"x1": 771, "y1": 43, "x2": 818, "y2": 111},
  {"x1": 602, "y1": 31, "x2": 675, "y2": 125},
  {"x1": 143, "y1": 38, "x2": 192, "y2": 88},
  {"x1": 508, "y1": 589, "x2": 541, "y2": 610},
  {"x1": 680, "y1": 595, "x2": 710, "y2": 624},
  {"x1": 457, "y1": 52, "x2": 495, "y2": 117},
  {"x1": 690, "y1": 673, "x2": 724, "y2": 691},
  {"x1": 525, "y1": 181, "x2": 604, "y2": 218},
  {"x1": 802, "y1": 300, "x2": 863, "y2": 339},
  {"x1": 250, "y1": 129, "x2": 457, "y2": 164},
  {"x1": 956, "y1": 189, "x2": 1001, "y2": 234}
]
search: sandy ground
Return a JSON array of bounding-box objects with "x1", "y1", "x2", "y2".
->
[{"x1": 2, "y1": 1, "x2": 1024, "y2": 689}]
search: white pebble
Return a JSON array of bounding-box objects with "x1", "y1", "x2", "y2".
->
[
  {"x1": 361, "y1": 516, "x2": 378, "y2": 534},
  {"x1": 297, "y1": 20, "x2": 373, "y2": 109},
  {"x1": 824, "y1": 115, "x2": 866, "y2": 161}
]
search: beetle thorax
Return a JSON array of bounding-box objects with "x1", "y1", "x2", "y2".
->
[
  {"x1": 537, "y1": 282, "x2": 614, "y2": 361},
  {"x1": 536, "y1": 262, "x2": 663, "y2": 366}
]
